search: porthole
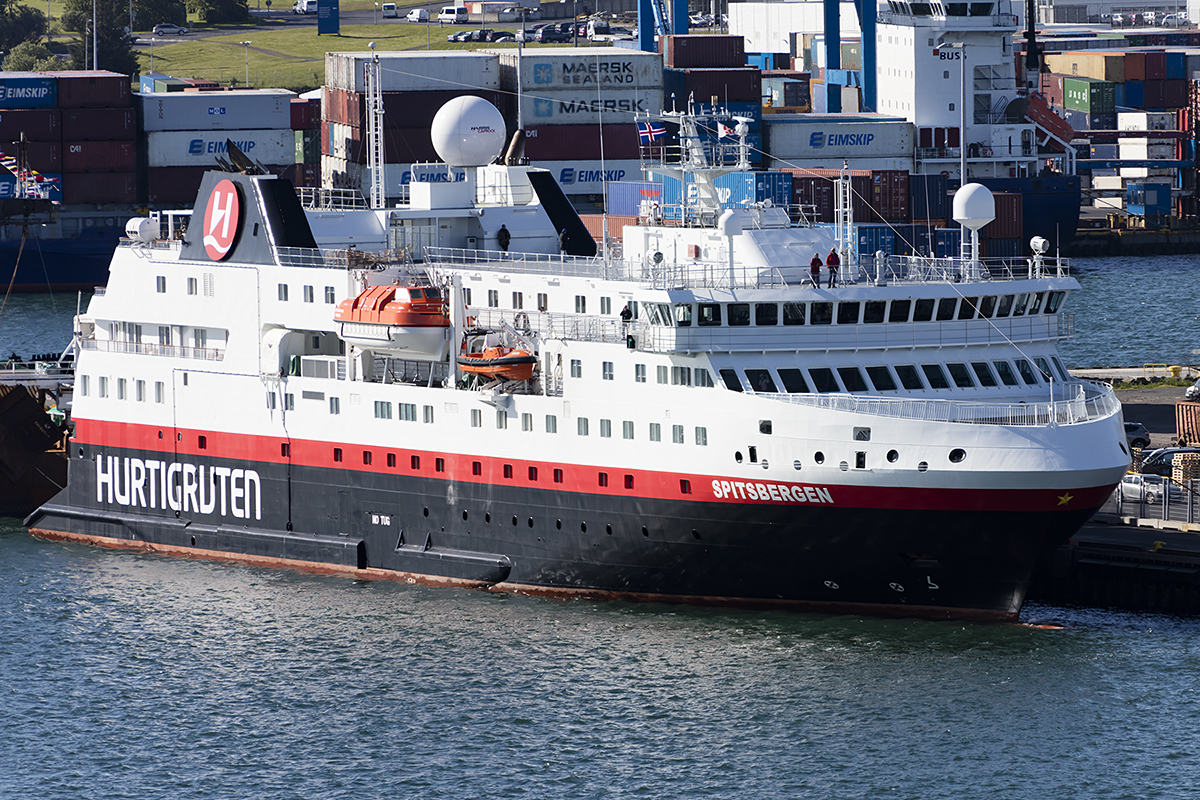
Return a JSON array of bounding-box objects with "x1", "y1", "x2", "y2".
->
[
  {"x1": 839, "y1": 461, "x2": 849, "y2": 471},
  {"x1": 528, "y1": 517, "x2": 534, "y2": 528},
  {"x1": 735, "y1": 451, "x2": 743, "y2": 463},
  {"x1": 641, "y1": 526, "x2": 649, "y2": 537},
  {"x1": 78, "y1": 448, "x2": 84, "y2": 457},
  {"x1": 761, "y1": 459, "x2": 770, "y2": 469},
  {"x1": 462, "y1": 510, "x2": 469, "y2": 521},
  {"x1": 814, "y1": 452, "x2": 825, "y2": 464},
  {"x1": 485, "y1": 512, "x2": 491, "y2": 523},
  {"x1": 606, "y1": 523, "x2": 612, "y2": 535},
  {"x1": 917, "y1": 461, "x2": 929, "y2": 473},
  {"x1": 556, "y1": 519, "x2": 562, "y2": 530},
  {"x1": 949, "y1": 448, "x2": 966, "y2": 463},
  {"x1": 581, "y1": 522, "x2": 587, "y2": 533},
  {"x1": 887, "y1": 450, "x2": 899, "y2": 463},
  {"x1": 692, "y1": 529, "x2": 701, "y2": 540},
  {"x1": 423, "y1": 507, "x2": 429, "y2": 517},
  {"x1": 512, "y1": 515, "x2": 518, "y2": 526},
  {"x1": 793, "y1": 460, "x2": 802, "y2": 470}
]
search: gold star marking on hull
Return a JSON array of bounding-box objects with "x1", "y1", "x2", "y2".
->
[{"x1": 1057, "y1": 492, "x2": 1074, "y2": 506}]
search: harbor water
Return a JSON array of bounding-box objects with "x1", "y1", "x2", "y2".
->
[{"x1": 1, "y1": 254, "x2": 1199, "y2": 797}]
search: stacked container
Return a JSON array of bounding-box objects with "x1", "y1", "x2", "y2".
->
[
  {"x1": 658, "y1": 39, "x2": 761, "y2": 167},
  {"x1": 323, "y1": 52, "x2": 506, "y2": 197},
  {"x1": 781, "y1": 167, "x2": 910, "y2": 224},
  {"x1": 287, "y1": 96, "x2": 322, "y2": 189},
  {"x1": 648, "y1": 171, "x2": 792, "y2": 219}
]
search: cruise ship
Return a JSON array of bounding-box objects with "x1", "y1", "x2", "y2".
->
[{"x1": 26, "y1": 99, "x2": 1130, "y2": 621}]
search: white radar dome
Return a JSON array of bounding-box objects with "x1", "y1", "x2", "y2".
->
[
  {"x1": 430, "y1": 96, "x2": 506, "y2": 168},
  {"x1": 952, "y1": 183, "x2": 995, "y2": 231}
]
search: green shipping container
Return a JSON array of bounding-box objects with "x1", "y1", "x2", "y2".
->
[
  {"x1": 152, "y1": 78, "x2": 190, "y2": 92},
  {"x1": 294, "y1": 129, "x2": 319, "y2": 164},
  {"x1": 1063, "y1": 76, "x2": 1115, "y2": 113}
]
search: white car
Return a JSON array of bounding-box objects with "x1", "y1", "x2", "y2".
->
[
  {"x1": 406, "y1": 7, "x2": 428, "y2": 20},
  {"x1": 1186, "y1": 376, "x2": 1200, "y2": 400},
  {"x1": 1119, "y1": 473, "x2": 1183, "y2": 504},
  {"x1": 1161, "y1": 12, "x2": 1188, "y2": 27}
]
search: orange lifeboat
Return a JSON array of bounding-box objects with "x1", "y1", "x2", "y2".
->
[
  {"x1": 334, "y1": 284, "x2": 450, "y2": 360},
  {"x1": 458, "y1": 346, "x2": 537, "y2": 382}
]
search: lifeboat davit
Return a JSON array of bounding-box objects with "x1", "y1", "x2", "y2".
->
[
  {"x1": 458, "y1": 346, "x2": 537, "y2": 382},
  {"x1": 334, "y1": 284, "x2": 450, "y2": 361}
]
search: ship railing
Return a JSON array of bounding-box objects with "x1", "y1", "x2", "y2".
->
[
  {"x1": 79, "y1": 338, "x2": 225, "y2": 361},
  {"x1": 877, "y1": 255, "x2": 1070, "y2": 283},
  {"x1": 425, "y1": 247, "x2": 617, "y2": 280},
  {"x1": 467, "y1": 307, "x2": 626, "y2": 345},
  {"x1": 275, "y1": 246, "x2": 404, "y2": 271},
  {"x1": 753, "y1": 380, "x2": 1121, "y2": 427},
  {"x1": 297, "y1": 187, "x2": 369, "y2": 210}
]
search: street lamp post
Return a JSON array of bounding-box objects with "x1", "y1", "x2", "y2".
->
[
  {"x1": 150, "y1": 37, "x2": 156, "y2": 72},
  {"x1": 240, "y1": 41, "x2": 252, "y2": 87}
]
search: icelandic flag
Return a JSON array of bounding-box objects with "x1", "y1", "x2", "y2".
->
[{"x1": 638, "y1": 121, "x2": 666, "y2": 144}]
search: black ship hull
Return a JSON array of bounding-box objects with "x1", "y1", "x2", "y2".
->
[{"x1": 27, "y1": 439, "x2": 1108, "y2": 621}]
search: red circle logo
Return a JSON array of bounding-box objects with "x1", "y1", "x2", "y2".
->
[{"x1": 202, "y1": 179, "x2": 241, "y2": 260}]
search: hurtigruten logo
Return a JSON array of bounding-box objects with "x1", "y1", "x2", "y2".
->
[
  {"x1": 202, "y1": 178, "x2": 241, "y2": 261},
  {"x1": 710, "y1": 479, "x2": 834, "y2": 504},
  {"x1": 96, "y1": 456, "x2": 262, "y2": 520}
]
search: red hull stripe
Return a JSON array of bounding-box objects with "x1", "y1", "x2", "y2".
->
[{"x1": 73, "y1": 418, "x2": 1116, "y2": 512}]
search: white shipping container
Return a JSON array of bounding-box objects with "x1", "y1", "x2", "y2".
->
[
  {"x1": 1119, "y1": 140, "x2": 1175, "y2": 159},
  {"x1": 146, "y1": 129, "x2": 295, "y2": 167},
  {"x1": 137, "y1": 90, "x2": 294, "y2": 132},
  {"x1": 1092, "y1": 175, "x2": 1124, "y2": 190},
  {"x1": 518, "y1": 89, "x2": 664, "y2": 126},
  {"x1": 325, "y1": 52, "x2": 499, "y2": 93},
  {"x1": 525, "y1": 159, "x2": 643, "y2": 194},
  {"x1": 1117, "y1": 111, "x2": 1175, "y2": 131},
  {"x1": 766, "y1": 156, "x2": 916, "y2": 172},
  {"x1": 492, "y1": 47, "x2": 664, "y2": 91},
  {"x1": 1119, "y1": 167, "x2": 1175, "y2": 179},
  {"x1": 321, "y1": 154, "x2": 362, "y2": 190},
  {"x1": 764, "y1": 115, "x2": 914, "y2": 160}
]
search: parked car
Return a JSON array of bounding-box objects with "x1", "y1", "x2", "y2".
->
[
  {"x1": 381, "y1": 2, "x2": 398, "y2": 17},
  {"x1": 438, "y1": 5, "x2": 469, "y2": 23},
  {"x1": 1140, "y1": 447, "x2": 1200, "y2": 477},
  {"x1": 446, "y1": 29, "x2": 472, "y2": 41},
  {"x1": 1186, "y1": 376, "x2": 1200, "y2": 401},
  {"x1": 152, "y1": 22, "x2": 188, "y2": 35},
  {"x1": 1161, "y1": 12, "x2": 1188, "y2": 27},
  {"x1": 292, "y1": 0, "x2": 316, "y2": 13},
  {"x1": 1118, "y1": 473, "x2": 1183, "y2": 504},
  {"x1": 534, "y1": 24, "x2": 571, "y2": 42},
  {"x1": 486, "y1": 30, "x2": 516, "y2": 42},
  {"x1": 1125, "y1": 422, "x2": 1151, "y2": 450},
  {"x1": 466, "y1": 28, "x2": 493, "y2": 41},
  {"x1": 406, "y1": 8, "x2": 429, "y2": 21}
]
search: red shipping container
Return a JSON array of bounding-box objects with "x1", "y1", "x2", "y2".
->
[
  {"x1": 0, "y1": 108, "x2": 60, "y2": 142},
  {"x1": 1144, "y1": 80, "x2": 1165, "y2": 107},
  {"x1": 62, "y1": 171, "x2": 136, "y2": 204},
  {"x1": 146, "y1": 166, "x2": 207, "y2": 205},
  {"x1": 870, "y1": 169, "x2": 909, "y2": 222},
  {"x1": 61, "y1": 108, "x2": 136, "y2": 141},
  {"x1": 0, "y1": 141, "x2": 60, "y2": 172},
  {"x1": 664, "y1": 35, "x2": 745, "y2": 69},
  {"x1": 788, "y1": 173, "x2": 836, "y2": 223},
  {"x1": 1163, "y1": 80, "x2": 1188, "y2": 109},
  {"x1": 291, "y1": 98, "x2": 310, "y2": 131},
  {"x1": 321, "y1": 121, "x2": 331, "y2": 156},
  {"x1": 1124, "y1": 52, "x2": 1146, "y2": 82},
  {"x1": 1145, "y1": 51, "x2": 1167, "y2": 80},
  {"x1": 673, "y1": 68, "x2": 762, "y2": 103},
  {"x1": 522, "y1": 123, "x2": 640, "y2": 161},
  {"x1": 62, "y1": 141, "x2": 136, "y2": 173},
  {"x1": 982, "y1": 193, "x2": 1023, "y2": 240},
  {"x1": 54, "y1": 71, "x2": 131, "y2": 109}
]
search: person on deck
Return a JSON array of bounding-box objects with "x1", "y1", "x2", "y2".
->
[
  {"x1": 559, "y1": 228, "x2": 568, "y2": 255},
  {"x1": 809, "y1": 253, "x2": 823, "y2": 287},
  {"x1": 497, "y1": 224, "x2": 510, "y2": 252},
  {"x1": 826, "y1": 248, "x2": 840, "y2": 288}
]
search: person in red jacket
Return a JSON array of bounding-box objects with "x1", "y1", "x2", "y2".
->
[
  {"x1": 826, "y1": 248, "x2": 840, "y2": 288},
  {"x1": 809, "y1": 253, "x2": 823, "y2": 287}
]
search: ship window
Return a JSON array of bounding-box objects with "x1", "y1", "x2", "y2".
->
[
  {"x1": 810, "y1": 302, "x2": 833, "y2": 325},
  {"x1": 399, "y1": 403, "x2": 417, "y2": 421},
  {"x1": 362, "y1": 450, "x2": 371, "y2": 465},
  {"x1": 782, "y1": 302, "x2": 805, "y2": 325},
  {"x1": 602, "y1": 361, "x2": 614, "y2": 380},
  {"x1": 971, "y1": 362, "x2": 997, "y2": 387},
  {"x1": 266, "y1": 391, "x2": 276, "y2": 409},
  {"x1": 657, "y1": 365, "x2": 668, "y2": 384},
  {"x1": 513, "y1": 292, "x2": 523, "y2": 310},
  {"x1": 889, "y1": 299, "x2": 912, "y2": 323},
  {"x1": 968, "y1": 2, "x2": 993, "y2": 15},
  {"x1": 696, "y1": 370, "x2": 715, "y2": 387},
  {"x1": 462, "y1": 288, "x2": 472, "y2": 306},
  {"x1": 913, "y1": 299, "x2": 935, "y2": 322},
  {"x1": 947, "y1": 2, "x2": 968, "y2": 13},
  {"x1": 895, "y1": 364, "x2": 924, "y2": 390},
  {"x1": 473, "y1": 461, "x2": 482, "y2": 475},
  {"x1": 278, "y1": 284, "x2": 288, "y2": 301},
  {"x1": 537, "y1": 293, "x2": 548, "y2": 311},
  {"x1": 650, "y1": 422, "x2": 661, "y2": 442},
  {"x1": 838, "y1": 367, "x2": 868, "y2": 392},
  {"x1": 1012, "y1": 293, "x2": 1029, "y2": 316},
  {"x1": 947, "y1": 363, "x2": 975, "y2": 388},
  {"x1": 187, "y1": 277, "x2": 197, "y2": 295},
  {"x1": 1052, "y1": 357, "x2": 1070, "y2": 382},
  {"x1": 333, "y1": 448, "x2": 343, "y2": 462},
  {"x1": 674, "y1": 303, "x2": 692, "y2": 326},
  {"x1": 488, "y1": 290, "x2": 499, "y2": 308},
  {"x1": 325, "y1": 286, "x2": 336, "y2": 303},
  {"x1": 571, "y1": 359, "x2": 582, "y2": 378},
  {"x1": 600, "y1": 419, "x2": 612, "y2": 438},
  {"x1": 935, "y1": 298, "x2": 957, "y2": 321},
  {"x1": 866, "y1": 366, "x2": 897, "y2": 391},
  {"x1": 1045, "y1": 291, "x2": 1066, "y2": 313},
  {"x1": 578, "y1": 418, "x2": 589, "y2": 436},
  {"x1": 471, "y1": 409, "x2": 482, "y2": 427},
  {"x1": 155, "y1": 381, "x2": 164, "y2": 403},
  {"x1": 1028, "y1": 292, "x2": 1044, "y2": 314},
  {"x1": 304, "y1": 285, "x2": 314, "y2": 303},
  {"x1": 922, "y1": 364, "x2": 950, "y2": 389},
  {"x1": 546, "y1": 414, "x2": 557, "y2": 433},
  {"x1": 623, "y1": 420, "x2": 634, "y2": 440},
  {"x1": 728, "y1": 304, "x2": 750, "y2": 326},
  {"x1": 863, "y1": 301, "x2": 886, "y2": 323},
  {"x1": 958, "y1": 298, "x2": 978, "y2": 320},
  {"x1": 374, "y1": 401, "x2": 392, "y2": 419},
  {"x1": 554, "y1": 468, "x2": 563, "y2": 483},
  {"x1": 697, "y1": 303, "x2": 721, "y2": 326},
  {"x1": 503, "y1": 464, "x2": 513, "y2": 478},
  {"x1": 695, "y1": 427, "x2": 707, "y2": 446},
  {"x1": 156, "y1": 276, "x2": 166, "y2": 293},
  {"x1": 387, "y1": 453, "x2": 396, "y2": 467},
  {"x1": 1015, "y1": 359, "x2": 1039, "y2": 384},
  {"x1": 635, "y1": 364, "x2": 646, "y2": 382},
  {"x1": 575, "y1": 295, "x2": 587, "y2": 313},
  {"x1": 284, "y1": 393, "x2": 295, "y2": 411},
  {"x1": 745, "y1": 369, "x2": 777, "y2": 393},
  {"x1": 680, "y1": 479, "x2": 692, "y2": 494},
  {"x1": 778, "y1": 368, "x2": 810, "y2": 393},
  {"x1": 755, "y1": 303, "x2": 778, "y2": 326},
  {"x1": 719, "y1": 369, "x2": 743, "y2": 392},
  {"x1": 522, "y1": 413, "x2": 533, "y2": 431},
  {"x1": 671, "y1": 366, "x2": 692, "y2": 386},
  {"x1": 117, "y1": 378, "x2": 126, "y2": 399},
  {"x1": 497, "y1": 409, "x2": 508, "y2": 429},
  {"x1": 424, "y1": 405, "x2": 434, "y2": 423},
  {"x1": 412, "y1": 455, "x2": 421, "y2": 470},
  {"x1": 979, "y1": 296, "x2": 997, "y2": 318},
  {"x1": 437, "y1": 458, "x2": 445, "y2": 473},
  {"x1": 994, "y1": 360, "x2": 1019, "y2": 386},
  {"x1": 1034, "y1": 357, "x2": 1054, "y2": 382},
  {"x1": 600, "y1": 297, "x2": 611, "y2": 315},
  {"x1": 997, "y1": 294, "x2": 1014, "y2": 316},
  {"x1": 528, "y1": 466, "x2": 537, "y2": 481},
  {"x1": 809, "y1": 368, "x2": 840, "y2": 393},
  {"x1": 135, "y1": 380, "x2": 145, "y2": 402},
  {"x1": 598, "y1": 472, "x2": 608, "y2": 487},
  {"x1": 837, "y1": 302, "x2": 860, "y2": 325},
  {"x1": 673, "y1": 425, "x2": 685, "y2": 444}
]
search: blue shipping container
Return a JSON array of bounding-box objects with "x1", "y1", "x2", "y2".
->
[
  {"x1": 984, "y1": 238, "x2": 1022, "y2": 259},
  {"x1": 692, "y1": 101, "x2": 762, "y2": 131},
  {"x1": 856, "y1": 223, "x2": 897, "y2": 257},
  {"x1": 140, "y1": 73, "x2": 170, "y2": 93},
  {"x1": 607, "y1": 181, "x2": 662, "y2": 216},
  {"x1": 909, "y1": 173, "x2": 948, "y2": 221},
  {"x1": 652, "y1": 171, "x2": 793, "y2": 215},
  {"x1": 0, "y1": 74, "x2": 57, "y2": 109},
  {"x1": 1167, "y1": 52, "x2": 1186, "y2": 80},
  {"x1": 1114, "y1": 82, "x2": 1124, "y2": 108},
  {"x1": 935, "y1": 228, "x2": 961, "y2": 259},
  {"x1": 1125, "y1": 80, "x2": 1144, "y2": 108}
]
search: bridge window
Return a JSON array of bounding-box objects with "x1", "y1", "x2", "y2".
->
[
  {"x1": 838, "y1": 367, "x2": 868, "y2": 392},
  {"x1": 866, "y1": 366, "x2": 897, "y2": 391},
  {"x1": 1045, "y1": 291, "x2": 1066, "y2": 313},
  {"x1": 971, "y1": 362, "x2": 997, "y2": 387},
  {"x1": 1015, "y1": 359, "x2": 1039, "y2": 385},
  {"x1": 719, "y1": 369, "x2": 743, "y2": 392},
  {"x1": 809, "y1": 368, "x2": 840, "y2": 393},
  {"x1": 1012, "y1": 293, "x2": 1029, "y2": 316},
  {"x1": 922, "y1": 364, "x2": 950, "y2": 389},
  {"x1": 979, "y1": 296, "x2": 997, "y2": 318},
  {"x1": 889, "y1": 300, "x2": 912, "y2": 323},
  {"x1": 837, "y1": 302, "x2": 861, "y2": 325},
  {"x1": 1028, "y1": 292, "x2": 1045, "y2": 314},
  {"x1": 728, "y1": 304, "x2": 750, "y2": 326},
  {"x1": 778, "y1": 368, "x2": 809, "y2": 393},
  {"x1": 674, "y1": 303, "x2": 692, "y2": 326},
  {"x1": 958, "y1": 298, "x2": 978, "y2": 320},
  {"x1": 936, "y1": 298, "x2": 957, "y2": 321},
  {"x1": 996, "y1": 294, "x2": 1014, "y2": 316},
  {"x1": 783, "y1": 302, "x2": 805, "y2": 325},
  {"x1": 895, "y1": 364, "x2": 924, "y2": 390},
  {"x1": 863, "y1": 301, "x2": 886, "y2": 323},
  {"x1": 993, "y1": 360, "x2": 1019, "y2": 386},
  {"x1": 697, "y1": 303, "x2": 721, "y2": 326},
  {"x1": 946, "y1": 363, "x2": 975, "y2": 388},
  {"x1": 745, "y1": 369, "x2": 777, "y2": 393},
  {"x1": 755, "y1": 303, "x2": 778, "y2": 326},
  {"x1": 810, "y1": 302, "x2": 833, "y2": 325},
  {"x1": 913, "y1": 299, "x2": 935, "y2": 322}
]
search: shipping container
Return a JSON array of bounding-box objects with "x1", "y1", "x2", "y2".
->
[
  {"x1": 323, "y1": 88, "x2": 508, "y2": 130},
  {"x1": 1126, "y1": 181, "x2": 1172, "y2": 217},
  {"x1": 517, "y1": 89, "x2": 664, "y2": 127},
  {"x1": 1146, "y1": 51, "x2": 1167, "y2": 80},
  {"x1": 145, "y1": 129, "x2": 296, "y2": 168},
  {"x1": 327, "y1": 52, "x2": 499, "y2": 94},
  {"x1": 663, "y1": 35, "x2": 745, "y2": 69},
  {"x1": 291, "y1": 98, "x2": 312, "y2": 131},
  {"x1": 764, "y1": 116, "x2": 914, "y2": 161},
  {"x1": 909, "y1": 172, "x2": 948, "y2": 221},
  {"x1": 62, "y1": 171, "x2": 136, "y2": 204},
  {"x1": 0, "y1": 140, "x2": 60, "y2": 172},
  {"x1": 1125, "y1": 52, "x2": 1146, "y2": 81},
  {"x1": 181, "y1": 78, "x2": 221, "y2": 90},
  {"x1": 1163, "y1": 80, "x2": 1188, "y2": 108},
  {"x1": 983, "y1": 237, "x2": 1022, "y2": 258},
  {"x1": 1143, "y1": 80, "x2": 1165, "y2": 108},
  {"x1": 0, "y1": 72, "x2": 57, "y2": 109},
  {"x1": 1119, "y1": 140, "x2": 1175, "y2": 159},
  {"x1": 0, "y1": 108, "x2": 60, "y2": 141},
  {"x1": 523, "y1": 123, "x2": 641, "y2": 161},
  {"x1": 295, "y1": 129, "x2": 320, "y2": 163},
  {"x1": 139, "y1": 73, "x2": 169, "y2": 93},
  {"x1": 650, "y1": 171, "x2": 793, "y2": 214},
  {"x1": 855, "y1": 223, "x2": 897, "y2": 256},
  {"x1": 61, "y1": 107, "x2": 136, "y2": 141},
  {"x1": 606, "y1": 181, "x2": 662, "y2": 216},
  {"x1": 137, "y1": 90, "x2": 294, "y2": 132},
  {"x1": 62, "y1": 141, "x2": 136, "y2": 172},
  {"x1": 54, "y1": 71, "x2": 131, "y2": 109},
  {"x1": 789, "y1": 173, "x2": 835, "y2": 222},
  {"x1": 762, "y1": 77, "x2": 811, "y2": 110},
  {"x1": 531, "y1": 160, "x2": 644, "y2": 194},
  {"x1": 1125, "y1": 80, "x2": 1145, "y2": 108},
  {"x1": 578, "y1": 213, "x2": 638, "y2": 243},
  {"x1": 145, "y1": 166, "x2": 207, "y2": 205},
  {"x1": 869, "y1": 169, "x2": 909, "y2": 222},
  {"x1": 1044, "y1": 52, "x2": 1125, "y2": 83},
  {"x1": 1064, "y1": 76, "x2": 1116, "y2": 113},
  {"x1": 663, "y1": 67, "x2": 762, "y2": 103},
  {"x1": 934, "y1": 228, "x2": 961, "y2": 259},
  {"x1": 982, "y1": 193, "x2": 1023, "y2": 240},
  {"x1": 495, "y1": 48, "x2": 663, "y2": 92},
  {"x1": 1117, "y1": 111, "x2": 1175, "y2": 131},
  {"x1": 1166, "y1": 51, "x2": 1186, "y2": 79},
  {"x1": 153, "y1": 78, "x2": 190, "y2": 93}
]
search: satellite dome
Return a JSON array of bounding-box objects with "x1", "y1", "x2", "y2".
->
[
  {"x1": 952, "y1": 183, "x2": 995, "y2": 231},
  {"x1": 430, "y1": 96, "x2": 506, "y2": 168}
]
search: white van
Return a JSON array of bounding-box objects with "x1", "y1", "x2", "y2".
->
[
  {"x1": 438, "y1": 5, "x2": 468, "y2": 22},
  {"x1": 292, "y1": 0, "x2": 316, "y2": 13},
  {"x1": 382, "y1": 2, "x2": 397, "y2": 16},
  {"x1": 406, "y1": 7, "x2": 428, "y2": 20}
]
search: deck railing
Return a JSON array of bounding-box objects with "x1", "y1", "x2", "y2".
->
[{"x1": 81, "y1": 338, "x2": 225, "y2": 361}]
